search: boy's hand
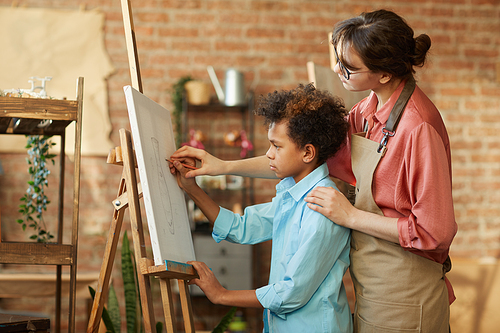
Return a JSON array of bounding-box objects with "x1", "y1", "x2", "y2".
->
[
  {"x1": 187, "y1": 261, "x2": 226, "y2": 305},
  {"x1": 169, "y1": 158, "x2": 198, "y2": 193}
]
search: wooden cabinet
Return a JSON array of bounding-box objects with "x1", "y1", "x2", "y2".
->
[
  {"x1": 0, "y1": 77, "x2": 83, "y2": 333},
  {"x1": 191, "y1": 234, "x2": 252, "y2": 295}
]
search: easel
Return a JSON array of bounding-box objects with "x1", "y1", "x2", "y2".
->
[{"x1": 86, "y1": 1, "x2": 198, "y2": 332}]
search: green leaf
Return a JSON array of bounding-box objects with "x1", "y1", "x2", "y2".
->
[
  {"x1": 212, "y1": 307, "x2": 237, "y2": 333},
  {"x1": 89, "y1": 286, "x2": 116, "y2": 333},
  {"x1": 122, "y1": 231, "x2": 137, "y2": 333},
  {"x1": 156, "y1": 321, "x2": 163, "y2": 333},
  {"x1": 108, "y1": 284, "x2": 121, "y2": 332}
]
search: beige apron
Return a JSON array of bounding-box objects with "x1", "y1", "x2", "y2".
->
[{"x1": 350, "y1": 78, "x2": 450, "y2": 333}]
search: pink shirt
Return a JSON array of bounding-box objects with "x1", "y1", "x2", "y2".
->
[{"x1": 328, "y1": 80, "x2": 458, "y2": 303}]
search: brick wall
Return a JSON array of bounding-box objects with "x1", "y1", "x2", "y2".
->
[{"x1": 0, "y1": 0, "x2": 499, "y2": 331}]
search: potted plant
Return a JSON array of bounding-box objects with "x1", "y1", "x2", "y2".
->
[
  {"x1": 170, "y1": 75, "x2": 192, "y2": 148},
  {"x1": 17, "y1": 135, "x2": 56, "y2": 242}
]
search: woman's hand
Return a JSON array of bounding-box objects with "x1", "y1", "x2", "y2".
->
[
  {"x1": 306, "y1": 186, "x2": 401, "y2": 243},
  {"x1": 187, "y1": 261, "x2": 226, "y2": 305},
  {"x1": 304, "y1": 186, "x2": 357, "y2": 228},
  {"x1": 170, "y1": 146, "x2": 225, "y2": 178}
]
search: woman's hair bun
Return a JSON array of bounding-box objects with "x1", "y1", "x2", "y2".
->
[{"x1": 413, "y1": 34, "x2": 431, "y2": 67}]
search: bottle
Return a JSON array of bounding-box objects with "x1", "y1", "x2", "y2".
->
[{"x1": 228, "y1": 310, "x2": 247, "y2": 333}]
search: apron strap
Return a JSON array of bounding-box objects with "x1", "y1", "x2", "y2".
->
[{"x1": 377, "y1": 77, "x2": 416, "y2": 153}]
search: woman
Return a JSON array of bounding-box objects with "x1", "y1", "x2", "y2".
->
[{"x1": 171, "y1": 9, "x2": 457, "y2": 333}]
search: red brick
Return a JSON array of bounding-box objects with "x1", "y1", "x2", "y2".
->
[
  {"x1": 441, "y1": 87, "x2": 476, "y2": 96},
  {"x1": 202, "y1": 27, "x2": 243, "y2": 38},
  {"x1": 207, "y1": 1, "x2": 248, "y2": 11},
  {"x1": 306, "y1": 16, "x2": 337, "y2": 28},
  {"x1": 262, "y1": 14, "x2": 302, "y2": 26},
  {"x1": 254, "y1": 42, "x2": 294, "y2": 53},
  {"x1": 481, "y1": 87, "x2": 500, "y2": 95},
  {"x1": 420, "y1": 7, "x2": 454, "y2": 17},
  {"x1": 465, "y1": 49, "x2": 499, "y2": 58},
  {"x1": 451, "y1": 140, "x2": 483, "y2": 150},
  {"x1": 471, "y1": 153, "x2": 500, "y2": 162},
  {"x1": 159, "y1": 0, "x2": 203, "y2": 9},
  {"x1": 215, "y1": 41, "x2": 252, "y2": 52},
  {"x1": 171, "y1": 41, "x2": 211, "y2": 52},
  {"x1": 135, "y1": 12, "x2": 169, "y2": 23},
  {"x1": 246, "y1": 28, "x2": 285, "y2": 39},
  {"x1": 158, "y1": 27, "x2": 198, "y2": 37},
  {"x1": 250, "y1": 1, "x2": 289, "y2": 11},
  {"x1": 219, "y1": 13, "x2": 260, "y2": 24}
]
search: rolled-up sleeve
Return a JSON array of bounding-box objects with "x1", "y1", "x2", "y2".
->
[
  {"x1": 256, "y1": 285, "x2": 285, "y2": 318},
  {"x1": 396, "y1": 124, "x2": 457, "y2": 253}
]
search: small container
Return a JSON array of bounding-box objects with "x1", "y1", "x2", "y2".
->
[
  {"x1": 224, "y1": 68, "x2": 246, "y2": 106},
  {"x1": 184, "y1": 80, "x2": 211, "y2": 105}
]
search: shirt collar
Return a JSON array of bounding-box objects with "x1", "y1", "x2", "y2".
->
[
  {"x1": 276, "y1": 163, "x2": 329, "y2": 202},
  {"x1": 361, "y1": 79, "x2": 407, "y2": 125}
]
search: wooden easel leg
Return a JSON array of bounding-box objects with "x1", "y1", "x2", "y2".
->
[
  {"x1": 120, "y1": 129, "x2": 156, "y2": 332},
  {"x1": 178, "y1": 279, "x2": 195, "y2": 333},
  {"x1": 160, "y1": 278, "x2": 177, "y2": 333},
  {"x1": 87, "y1": 176, "x2": 127, "y2": 333}
]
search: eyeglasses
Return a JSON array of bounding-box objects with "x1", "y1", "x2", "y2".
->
[{"x1": 333, "y1": 47, "x2": 371, "y2": 80}]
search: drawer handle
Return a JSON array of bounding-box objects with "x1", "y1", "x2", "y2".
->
[
  {"x1": 220, "y1": 248, "x2": 227, "y2": 256},
  {"x1": 219, "y1": 266, "x2": 227, "y2": 275}
]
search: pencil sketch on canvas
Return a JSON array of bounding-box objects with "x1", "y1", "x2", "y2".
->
[{"x1": 124, "y1": 85, "x2": 196, "y2": 265}]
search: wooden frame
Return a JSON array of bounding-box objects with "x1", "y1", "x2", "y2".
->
[
  {"x1": 86, "y1": 129, "x2": 198, "y2": 333},
  {"x1": 87, "y1": 2, "x2": 198, "y2": 332},
  {"x1": 0, "y1": 77, "x2": 84, "y2": 333}
]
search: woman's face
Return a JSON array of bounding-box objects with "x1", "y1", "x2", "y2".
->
[{"x1": 333, "y1": 43, "x2": 383, "y2": 92}]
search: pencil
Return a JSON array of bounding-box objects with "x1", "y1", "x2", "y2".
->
[{"x1": 166, "y1": 159, "x2": 199, "y2": 170}]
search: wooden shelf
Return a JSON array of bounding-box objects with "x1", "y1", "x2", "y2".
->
[
  {"x1": 0, "y1": 242, "x2": 74, "y2": 265},
  {"x1": 0, "y1": 77, "x2": 84, "y2": 333},
  {"x1": 0, "y1": 96, "x2": 79, "y2": 135}
]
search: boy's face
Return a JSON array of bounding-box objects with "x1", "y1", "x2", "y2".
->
[{"x1": 266, "y1": 121, "x2": 309, "y2": 183}]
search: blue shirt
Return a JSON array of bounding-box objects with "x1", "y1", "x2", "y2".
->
[{"x1": 212, "y1": 163, "x2": 352, "y2": 333}]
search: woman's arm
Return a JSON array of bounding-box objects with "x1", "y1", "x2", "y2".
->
[
  {"x1": 304, "y1": 187, "x2": 399, "y2": 243},
  {"x1": 170, "y1": 146, "x2": 276, "y2": 179}
]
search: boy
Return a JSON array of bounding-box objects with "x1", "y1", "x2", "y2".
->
[{"x1": 171, "y1": 84, "x2": 352, "y2": 333}]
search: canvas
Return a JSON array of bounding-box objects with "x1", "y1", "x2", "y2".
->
[{"x1": 124, "y1": 85, "x2": 195, "y2": 265}]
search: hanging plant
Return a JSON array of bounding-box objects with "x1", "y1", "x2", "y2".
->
[
  {"x1": 17, "y1": 135, "x2": 56, "y2": 242},
  {"x1": 170, "y1": 75, "x2": 192, "y2": 148}
]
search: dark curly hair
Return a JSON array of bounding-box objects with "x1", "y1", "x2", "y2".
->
[{"x1": 255, "y1": 83, "x2": 349, "y2": 165}]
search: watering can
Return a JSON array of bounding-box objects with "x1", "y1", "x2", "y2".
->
[{"x1": 207, "y1": 66, "x2": 246, "y2": 106}]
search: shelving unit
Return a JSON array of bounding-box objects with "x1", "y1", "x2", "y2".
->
[
  {"x1": 0, "y1": 77, "x2": 84, "y2": 333},
  {"x1": 182, "y1": 96, "x2": 255, "y2": 294},
  {"x1": 182, "y1": 96, "x2": 255, "y2": 228}
]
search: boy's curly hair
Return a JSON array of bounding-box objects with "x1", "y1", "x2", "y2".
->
[{"x1": 255, "y1": 83, "x2": 349, "y2": 165}]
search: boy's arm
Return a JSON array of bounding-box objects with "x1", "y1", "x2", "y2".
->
[
  {"x1": 172, "y1": 160, "x2": 220, "y2": 225},
  {"x1": 188, "y1": 261, "x2": 263, "y2": 308}
]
